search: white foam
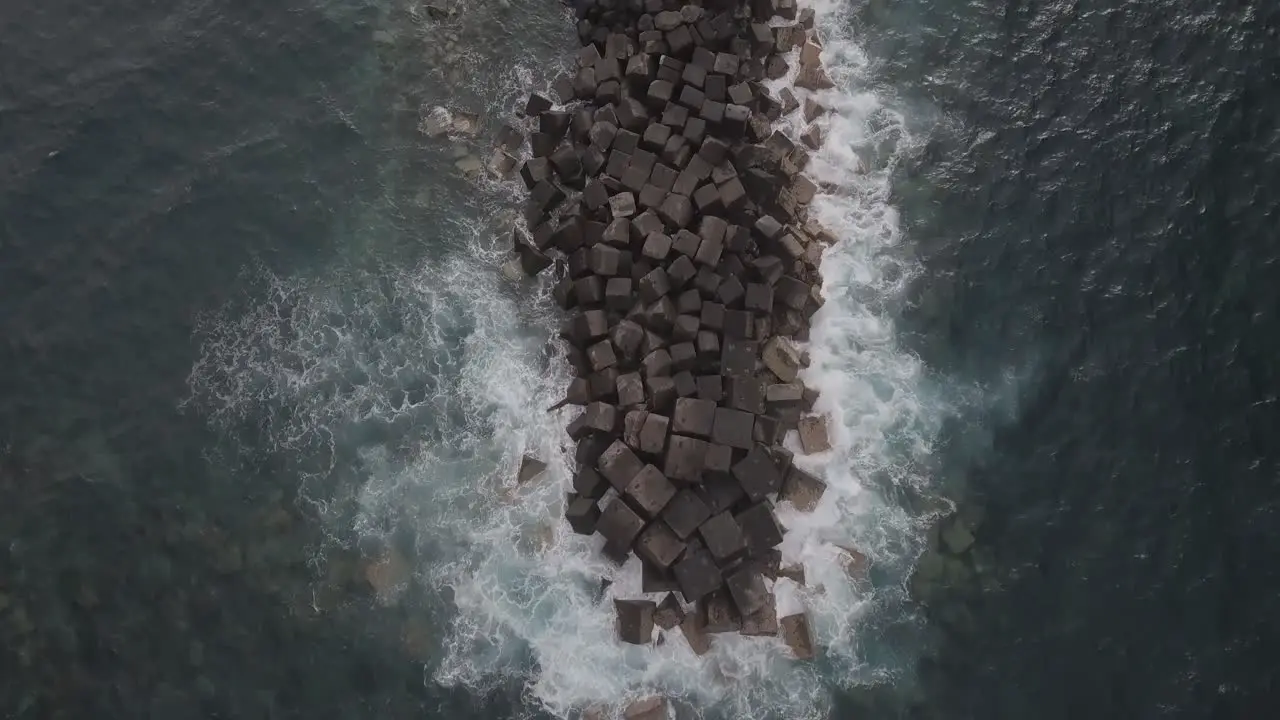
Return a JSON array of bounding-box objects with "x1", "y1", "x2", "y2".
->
[{"x1": 183, "y1": 0, "x2": 950, "y2": 717}]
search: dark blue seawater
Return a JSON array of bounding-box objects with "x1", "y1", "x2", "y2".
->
[
  {"x1": 0, "y1": 0, "x2": 552, "y2": 717},
  {"x1": 874, "y1": 0, "x2": 1280, "y2": 717},
  {"x1": 1, "y1": 0, "x2": 1277, "y2": 718}
]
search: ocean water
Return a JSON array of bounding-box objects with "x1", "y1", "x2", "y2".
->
[{"x1": 1, "y1": 0, "x2": 1276, "y2": 719}]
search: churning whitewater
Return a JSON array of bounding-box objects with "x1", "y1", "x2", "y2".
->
[{"x1": 183, "y1": 0, "x2": 951, "y2": 717}]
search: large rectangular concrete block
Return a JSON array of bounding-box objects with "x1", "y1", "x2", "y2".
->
[
  {"x1": 731, "y1": 444, "x2": 783, "y2": 501},
  {"x1": 710, "y1": 406, "x2": 755, "y2": 450},
  {"x1": 672, "y1": 397, "x2": 717, "y2": 438},
  {"x1": 615, "y1": 599, "x2": 655, "y2": 645},
  {"x1": 625, "y1": 464, "x2": 678, "y2": 517},
  {"x1": 672, "y1": 547, "x2": 722, "y2": 602},
  {"x1": 698, "y1": 511, "x2": 747, "y2": 562},
  {"x1": 598, "y1": 497, "x2": 645, "y2": 548},
  {"x1": 598, "y1": 440, "x2": 645, "y2": 490},
  {"x1": 735, "y1": 502, "x2": 784, "y2": 555},
  {"x1": 662, "y1": 488, "x2": 712, "y2": 539},
  {"x1": 664, "y1": 434, "x2": 707, "y2": 483},
  {"x1": 635, "y1": 521, "x2": 686, "y2": 570}
]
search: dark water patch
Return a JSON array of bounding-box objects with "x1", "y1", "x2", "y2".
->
[
  {"x1": 0, "y1": 0, "x2": 452, "y2": 716},
  {"x1": 860, "y1": 0, "x2": 1280, "y2": 716},
  {"x1": 0, "y1": 0, "x2": 384, "y2": 447}
]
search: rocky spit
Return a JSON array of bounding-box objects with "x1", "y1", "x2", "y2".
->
[{"x1": 496, "y1": 0, "x2": 839, "y2": 699}]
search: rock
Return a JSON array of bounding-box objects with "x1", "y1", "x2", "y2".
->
[
  {"x1": 517, "y1": 454, "x2": 548, "y2": 484},
  {"x1": 653, "y1": 593, "x2": 685, "y2": 630},
  {"x1": 598, "y1": 497, "x2": 646, "y2": 548},
  {"x1": 723, "y1": 309, "x2": 753, "y2": 339},
  {"x1": 577, "y1": 435, "x2": 614, "y2": 468},
  {"x1": 798, "y1": 415, "x2": 832, "y2": 454},
  {"x1": 642, "y1": 232, "x2": 673, "y2": 261},
  {"x1": 489, "y1": 149, "x2": 518, "y2": 177},
  {"x1": 662, "y1": 488, "x2": 712, "y2": 539},
  {"x1": 566, "y1": 496, "x2": 601, "y2": 535},
  {"x1": 500, "y1": 257, "x2": 524, "y2": 282},
  {"x1": 625, "y1": 696, "x2": 668, "y2": 720},
  {"x1": 581, "y1": 401, "x2": 618, "y2": 434},
  {"x1": 654, "y1": 10, "x2": 683, "y2": 31},
  {"x1": 699, "y1": 511, "x2": 747, "y2": 563},
  {"x1": 766, "y1": 382, "x2": 804, "y2": 404},
  {"x1": 664, "y1": 434, "x2": 707, "y2": 483},
  {"x1": 618, "y1": 372, "x2": 646, "y2": 407},
  {"x1": 612, "y1": 319, "x2": 647, "y2": 359},
  {"x1": 740, "y1": 593, "x2": 779, "y2": 636},
  {"x1": 778, "y1": 564, "x2": 806, "y2": 585},
  {"x1": 751, "y1": 548, "x2": 783, "y2": 581},
  {"x1": 795, "y1": 65, "x2": 835, "y2": 91},
  {"x1": 698, "y1": 473, "x2": 746, "y2": 516},
  {"x1": 616, "y1": 599, "x2": 656, "y2": 645},
  {"x1": 636, "y1": 521, "x2": 687, "y2": 569},
  {"x1": 780, "y1": 613, "x2": 815, "y2": 659},
  {"x1": 799, "y1": 40, "x2": 822, "y2": 69},
  {"x1": 625, "y1": 464, "x2": 678, "y2": 518},
  {"x1": 671, "y1": 397, "x2": 716, "y2": 438},
  {"x1": 803, "y1": 97, "x2": 826, "y2": 123},
  {"x1": 779, "y1": 466, "x2": 827, "y2": 511},
  {"x1": 586, "y1": 338, "x2": 616, "y2": 368},
  {"x1": 910, "y1": 549, "x2": 946, "y2": 602},
  {"x1": 762, "y1": 336, "x2": 802, "y2": 382},
  {"x1": 452, "y1": 111, "x2": 480, "y2": 135},
  {"x1": 801, "y1": 124, "x2": 823, "y2": 150},
  {"x1": 726, "y1": 377, "x2": 765, "y2": 415},
  {"x1": 643, "y1": 562, "x2": 680, "y2": 594},
  {"x1": 679, "y1": 610, "x2": 712, "y2": 655},
  {"x1": 364, "y1": 548, "x2": 410, "y2": 597},
  {"x1": 696, "y1": 374, "x2": 724, "y2": 402},
  {"x1": 421, "y1": 106, "x2": 451, "y2": 137},
  {"x1": 725, "y1": 566, "x2": 768, "y2": 616},
  {"x1": 838, "y1": 545, "x2": 870, "y2": 581},
  {"x1": 701, "y1": 590, "x2": 741, "y2": 633},
  {"x1": 744, "y1": 282, "x2": 774, "y2": 313},
  {"x1": 720, "y1": 338, "x2": 758, "y2": 377},
  {"x1": 574, "y1": 467, "x2": 608, "y2": 499},
  {"x1": 735, "y1": 503, "x2": 784, "y2": 555},
  {"x1": 524, "y1": 92, "x2": 553, "y2": 116},
  {"x1": 598, "y1": 440, "x2": 646, "y2": 490},
  {"x1": 731, "y1": 445, "x2": 784, "y2": 502},
  {"x1": 669, "y1": 341, "x2": 697, "y2": 372},
  {"x1": 455, "y1": 154, "x2": 483, "y2": 177},
  {"x1": 674, "y1": 370, "x2": 697, "y2": 397},
  {"x1": 672, "y1": 547, "x2": 722, "y2": 602},
  {"x1": 642, "y1": 348, "x2": 673, "y2": 378},
  {"x1": 638, "y1": 413, "x2": 670, "y2": 455},
  {"x1": 941, "y1": 516, "x2": 977, "y2": 554}
]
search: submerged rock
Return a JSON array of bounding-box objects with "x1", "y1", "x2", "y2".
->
[
  {"x1": 451, "y1": 111, "x2": 480, "y2": 135},
  {"x1": 363, "y1": 548, "x2": 410, "y2": 599},
  {"x1": 420, "y1": 106, "x2": 451, "y2": 137},
  {"x1": 454, "y1": 154, "x2": 483, "y2": 177},
  {"x1": 797, "y1": 414, "x2": 831, "y2": 454},
  {"x1": 517, "y1": 454, "x2": 548, "y2": 484},
  {"x1": 941, "y1": 516, "x2": 976, "y2": 554},
  {"x1": 624, "y1": 696, "x2": 667, "y2": 720}
]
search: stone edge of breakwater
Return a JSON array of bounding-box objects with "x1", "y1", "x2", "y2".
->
[{"x1": 490, "y1": 0, "x2": 851, "y2": 712}]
